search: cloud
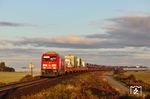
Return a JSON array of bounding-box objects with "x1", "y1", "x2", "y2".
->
[
  {"x1": 2, "y1": 15, "x2": 150, "y2": 49},
  {"x1": 0, "y1": 35, "x2": 98, "y2": 49},
  {"x1": 0, "y1": 21, "x2": 36, "y2": 27},
  {"x1": 86, "y1": 15, "x2": 150, "y2": 48}
]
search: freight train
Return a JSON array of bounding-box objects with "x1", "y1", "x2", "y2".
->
[
  {"x1": 41, "y1": 51, "x2": 89, "y2": 77},
  {"x1": 40, "y1": 51, "x2": 125, "y2": 77}
]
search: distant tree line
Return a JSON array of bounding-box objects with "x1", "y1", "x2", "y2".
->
[{"x1": 0, "y1": 62, "x2": 15, "y2": 72}]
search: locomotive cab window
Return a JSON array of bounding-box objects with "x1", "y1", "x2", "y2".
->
[
  {"x1": 50, "y1": 56, "x2": 56, "y2": 61},
  {"x1": 43, "y1": 56, "x2": 57, "y2": 62}
]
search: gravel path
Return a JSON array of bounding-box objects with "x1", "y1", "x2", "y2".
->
[{"x1": 103, "y1": 76, "x2": 129, "y2": 95}]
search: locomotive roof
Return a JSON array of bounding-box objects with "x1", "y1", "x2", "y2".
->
[{"x1": 44, "y1": 51, "x2": 58, "y2": 54}]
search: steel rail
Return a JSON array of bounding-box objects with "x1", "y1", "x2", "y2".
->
[
  {"x1": 0, "y1": 76, "x2": 41, "y2": 88},
  {"x1": 0, "y1": 78, "x2": 48, "y2": 93}
]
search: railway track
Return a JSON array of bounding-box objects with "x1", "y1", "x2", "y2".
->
[
  {"x1": 0, "y1": 77, "x2": 50, "y2": 99},
  {"x1": 0, "y1": 77, "x2": 41, "y2": 90},
  {"x1": 0, "y1": 72, "x2": 83, "y2": 99}
]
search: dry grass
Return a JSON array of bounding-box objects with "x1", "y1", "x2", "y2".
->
[
  {"x1": 124, "y1": 70, "x2": 150, "y2": 84},
  {"x1": 0, "y1": 72, "x2": 40, "y2": 83},
  {"x1": 21, "y1": 72, "x2": 119, "y2": 99}
]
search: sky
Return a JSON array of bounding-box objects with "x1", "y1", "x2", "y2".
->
[{"x1": 0, "y1": 0, "x2": 150, "y2": 71}]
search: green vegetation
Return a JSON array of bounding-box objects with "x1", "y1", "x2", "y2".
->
[
  {"x1": 0, "y1": 62, "x2": 15, "y2": 72},
  {"x1": 21, "y1": 72, "x2": 119, "y2": 99},
  {"x1": 0, "y1": 72, "x2": 40, "y2": 83},
  {"x1": 113, "y1": 70, "x2": 125, "y2": 75},
  {"x1": 124, "y1": 70, "x2": 150, "y2": 84}
]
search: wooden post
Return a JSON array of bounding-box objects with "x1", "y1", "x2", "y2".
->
[{"x1": 29, "y1": 62, "x2": 34, "y2": 76}]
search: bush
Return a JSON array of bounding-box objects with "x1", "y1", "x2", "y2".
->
[
  {"x1": 20, "y1": 75, "x2": 33, "y2": 82},
  {"x1": 0, "y1": 62, "x2": 15, "y2": 72},
  {"x1": 4, "y1": 67, "x2": 15, "y2": 72},
  {"x1": 128, "y1": 74, "x2": 136, "y2": 80},
  {"x1": 119, "y1": 95, "x2": 142, "y2": 99},
  {"x1": 113, "y1": 70, "x2": 125, "y2": 75},
  {"x1": 0, "y1": 82, "x2": 6, "y2": 85},
  {"x1": 145, "y1": 94, "x2": 150, "y2": 99}
]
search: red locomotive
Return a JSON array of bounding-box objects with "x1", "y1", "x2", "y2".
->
[{"x1": 41, "y1": 51, "x2": 65, "y2": 77}]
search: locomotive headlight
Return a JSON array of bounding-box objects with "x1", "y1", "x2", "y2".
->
[
  {"x1": 52, "y1": 64, "x2": 56, "y2": 67},
  {"x1": 52, "y1": 64, "x2": 56, "y2": 69},
  {"x1": 43, "y1": 64, "x2": 47, "y2": 67}
]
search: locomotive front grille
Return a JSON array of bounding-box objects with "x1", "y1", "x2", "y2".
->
[{"x1": 41, "y1": 69, "x2": 58, "y2": 77}]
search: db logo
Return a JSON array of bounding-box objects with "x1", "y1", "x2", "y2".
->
[{"x1": 130, "y1": 86, "x2": 142, "y2": 95}]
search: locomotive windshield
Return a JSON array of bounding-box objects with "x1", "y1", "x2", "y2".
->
[{"x1": 43, "y1": 56, "x2": 56, "y2": 62}]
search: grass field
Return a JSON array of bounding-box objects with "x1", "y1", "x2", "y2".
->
[
  {"x1": 124, "y1": 70, "x2": 150, "y2": 84},
  {"x1": 0, "y1": 72, "x2": 40, "y2": 83}
]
